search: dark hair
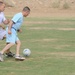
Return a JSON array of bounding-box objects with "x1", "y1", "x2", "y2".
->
[
  {"x1": 23, "y1": 6, "x2": 30, "y2": 12},
  {"x1": 0, "y1": 1, "x2": 4, "y2": 6}
]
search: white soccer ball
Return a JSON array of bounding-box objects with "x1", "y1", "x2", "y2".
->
[{"x1": 23, "y1": 48, "x2": 31, "y2": 57}]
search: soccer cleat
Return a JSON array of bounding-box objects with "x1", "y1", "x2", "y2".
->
[
  {"x1": 5, "y1": 51, "x2": 15, "y2": 57},
  {"x1": 0, "y1": 53, "x2": 4, "y2": 62},
  {"x1": 15, "y1": 56, "x2": 25, "y2": 61}
]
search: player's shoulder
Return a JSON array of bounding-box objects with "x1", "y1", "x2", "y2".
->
[{"x1": 15, "y1": 12, "x2": 22, "y2": 17}]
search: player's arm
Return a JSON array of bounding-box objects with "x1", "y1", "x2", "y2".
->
[
  {"x1": 8, "y1": 13, "x2": 21, "y2": 34},
  {"x1": 8, "y1": 20, "x2": 14, "y2": 34},
  {"x1": 2, "y1": 13, "x2": 10, "y2": 25}
]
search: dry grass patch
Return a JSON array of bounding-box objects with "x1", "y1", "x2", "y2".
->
[
  {"x1": 49, "y1": 52, "x2": 75, "y2": 57},
  {"x1": 28, "y1": 27, "x2": 75, "y2": 31},
  {"x1": 57, "y1": 28, "x2": 75, "y2": 30},
  {"x1": 54, "y1": 45, "x2": 71, "y2": 49},
  {"x1": 25, "y1": 21, "x2": 51, "y2": 24},
  {"x1": 26, "y1": 39, "x2": 58, "y2": 42}
]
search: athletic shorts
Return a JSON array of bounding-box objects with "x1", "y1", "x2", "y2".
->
[
  {"x1": 0, "y1": 28, "x2": 6, "y2": 40},
  {"x1": 6, "y1": 27, "x2": 19, "y2": 44}
]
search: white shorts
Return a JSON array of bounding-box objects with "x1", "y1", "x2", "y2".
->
[{"x1": 0, "y1": 28, "x2": 6, "y2": 40}]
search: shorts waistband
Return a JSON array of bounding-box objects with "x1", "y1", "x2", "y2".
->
[{"x1": 12, "y1": 27, "x2": 16, "y2": 31}]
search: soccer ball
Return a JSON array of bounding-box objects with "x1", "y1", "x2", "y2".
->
[{"x1": 23, "y1": 48, "x2": 31, "y2": 57}]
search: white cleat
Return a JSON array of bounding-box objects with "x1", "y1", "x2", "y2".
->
[{"x1": 15, "y1": 56, "x2": 25, "y2": 61}]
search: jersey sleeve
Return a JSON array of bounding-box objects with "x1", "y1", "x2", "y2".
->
[
  {"x1": 12, "y1": 14, "x2": 20, "y2": 23},
  {"x1": 2, "y1": 13, "x2": 6, "y2": 22}
]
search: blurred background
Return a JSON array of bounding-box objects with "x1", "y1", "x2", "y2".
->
[{"x1": 0, "y1": 0, "x2": 75, "y2": 17}]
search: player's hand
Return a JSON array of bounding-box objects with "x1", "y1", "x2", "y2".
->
[
  {"x1": 8, "y1": 30, "x2": 12, "y2": 34},
  {"x1": 4, "y1": 19, "x2": 10, "y2": 24},
  {"x1": 7, "y1": 19, "x2": 10, "y2": 24},
  {"x1": 0, "y1": 25, "x2": 5, "y2": 29},
  {"x1": 17, "y1": 29, "x2": 22, "y2": 33}
]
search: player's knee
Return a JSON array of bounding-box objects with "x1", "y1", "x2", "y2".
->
[
  {"x1": 16, "y1": 40, "x2": 21, "y2": 45},
  {"x1": 19, "y1": 41, "x2": 21, "y2": 45}
]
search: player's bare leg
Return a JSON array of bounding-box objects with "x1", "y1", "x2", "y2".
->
[
  {"x1": 15, "y1": 40, "x2": 25, "y2": 61},
  {"x1": 0, "y1": 43, "x2": 14, "y2": 61},
  {"x1": 5, "y1": 43, "x2": 15, "y2": 57}
]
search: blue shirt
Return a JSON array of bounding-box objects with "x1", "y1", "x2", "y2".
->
[{"x1": 12, "y1": 12, "x2": 23, "y2": 30}]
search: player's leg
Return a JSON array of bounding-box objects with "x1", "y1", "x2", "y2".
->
[
  {"x1": 0, "y1": 28, "x2": 15, "y2": 57},
  {"x1": 0, "y1": 28, "x2": 16, "y2": 61},
  {"x1": 5, "y1": 28, "x2": 16, "y2": 57},
  {"x1": 16, "y1": 40, "x2": 21, "y2": 56},
  {"x1": 15, "y1": 38, "x2": 25, "y2": 60},
  {"x1": 5, "y1": 43, "x2": 15, "y2": 57},
  {"x1": 0, "y1": 43, "x2": 15, "y2": 54},
  {"x1": 0, "y1": 43, "x2": 15, "y2": 61}
]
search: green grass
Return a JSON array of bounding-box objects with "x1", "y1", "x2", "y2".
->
[{"x1": 0, "y1": 17, "x2": 75, "y2": 75}]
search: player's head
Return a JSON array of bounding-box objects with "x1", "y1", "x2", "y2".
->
[
  {"x1": 22, "y1": 6, "x2": 30, "y2": 17},
  {"x1": 0, "y1": 1, "x2": 5, "y2": 12}
]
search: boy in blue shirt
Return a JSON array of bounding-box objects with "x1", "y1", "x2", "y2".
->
[{"x1": 0, "y1": 6, "x2": 30, "y2": 61}]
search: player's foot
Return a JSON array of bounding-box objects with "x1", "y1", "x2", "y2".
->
[
  {"x1": 0, "y1": 53, "x2": 4, "y2": 62},
  {"x1": 15, "y1": 56, "x2": 25, "y2": 61},
  {"x1": 5, "y1": 51, "x2": 15, "y2": 57}
]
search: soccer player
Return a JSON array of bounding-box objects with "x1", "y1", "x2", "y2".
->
[
  {"x1": 0, "y1": 1, "x2": 15, "y2": 57},
  {"x1": 0, "y1": 1, "x2": 9, "y2": 40},
  {"x1": 0, "y1": 6, "x2": 30, "y2": 61}
]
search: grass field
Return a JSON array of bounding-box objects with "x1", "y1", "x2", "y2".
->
[{"x1": 0, "y1": 17, "x2": 75, "y2": 75}]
